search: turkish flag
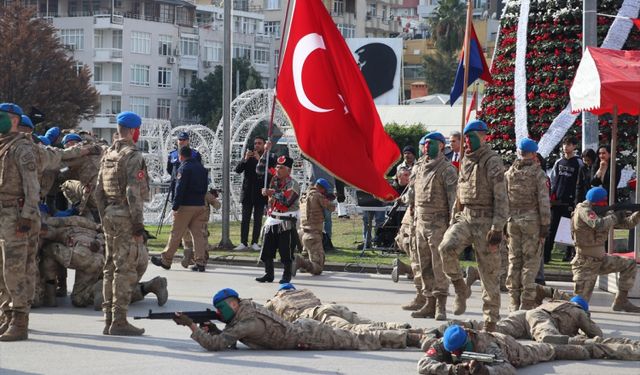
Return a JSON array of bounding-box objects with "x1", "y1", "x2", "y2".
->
[
  {"x1": 276, "y1": 0, "x2": 400, "y2": 201},
  {"x1": 633, "y1": 18, "x2": 640, "y2": 30}
]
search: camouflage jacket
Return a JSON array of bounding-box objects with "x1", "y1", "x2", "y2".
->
[{"x1": 505, "y1": 159, "x2": 551, "y2": 226}]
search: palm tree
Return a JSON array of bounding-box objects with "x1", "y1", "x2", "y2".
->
[
  {"x1": 423, "y1": 50, "x2": 458, "y2": 94},
  {"x1": 429, "y1": 0, "x2": 466, "y2": 53}
]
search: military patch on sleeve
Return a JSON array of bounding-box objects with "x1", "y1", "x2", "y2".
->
[
  {"x1": 426, "y1": 347, "x2": 437, "y2": 357},
  {"x1": 588, "y1": 211, "x2": 597, "y2": 220},
  {"x1": 136, "y1": 170, "x2": 145, "y2": 180},
  {"x1": 19, "y1": 148, "x2": 37, "y2": 171}
]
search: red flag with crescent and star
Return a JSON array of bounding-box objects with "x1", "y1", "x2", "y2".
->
[{"x1": 276, "y1": 0, "x2": 400, "y2": 201}]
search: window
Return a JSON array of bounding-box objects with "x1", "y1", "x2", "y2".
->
[
  {"x1": 130, "y1": 96, "x2": 149, "y2": 117},
  {"x1": 111, "y1": 97, "x2": 121, "y2": 114},
  {"x1": 93, "y1": 64, "x2": 103, "y2": 81},
  {"x1": 112, "y1": 63, "x2": 122, "y2": 82},
  {"x1": 265, "y1": 0, "x2": 279, "y2": 10},
  {"x1": 112, "y1": 30, "x2": 123, "y2": 49},
  {"x1": 159, "y1": 4, "x2": 174, "y2": 23},
  {"x1": 94, "y1": 30, "x2": 104, "y2": 48},
  {"x1": 130, "y1": 64, "x2": 150, "y2": 86},
  {"x1": 337, "y1": 24, "x2": 355, "y2": 38},
  {"x1": 203, "y1": 41, "x2": 222, "y2": 62},
  {"x1": 157, "y1": 99, "x2": 171, "y2": 120},
  {"x1": 178, "y1": 100, "x2": 192, "y2": 120},
  {"x1": 254, "y1": 47, "x2": 270, "y2": 65},
  {"x1": 274, "y1": 49, "x2": 280, "y2": 65},
  {"x1": 60, "y1": 29, "x2": 84, "y2": 50},
  {"x1": 264, "y1": 21, "x2": 280, "y2": 37},
  {"x1": 131, "y1": 31, "x2": 151, "y2": 54},
  {"x1": 233, "y1": 44, "x2": 251, "y2": 60},
  {"x1": 159, "y1": 35, "x2": 172, "y2": 56},
  {"x1": 180, "y1": 37, "x2": 199, "y2": 57},
  {"x1": 74, "y1": 62, "x2": 84, "y2": 76},
  {"x1": 333, "y1": 0, "x2": 344, "y2": 15},
  {"x1": 158, "y1": 67, "x2": 172, "y2": 88}
]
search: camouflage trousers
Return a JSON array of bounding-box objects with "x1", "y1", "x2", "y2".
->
[
  {"x1": 571, "y1": 252, "x2": 637, "y2": 301},
  {"x1": 496, "y1": 332, "x2": 555, "y2": 367},
  {"x1": 395, "y1": 221, "x2": 422, "y2": 294},
  {"x1": 298, "y1": 304, "x2": 408, "y2": 332},
  {"x1": 95, "y1": 242, "x2": 149, "y2": 306},
  {"x1": 439, "y1": 211, "x2": 501, "y2": 322},
  {"x1": 299, "y1": 230, "x2": 324, "y2": 275},
  {"x1": 0, "y1": 206, "x2": 40, "y2": 314},
  {"x1": 507, "y1": 216, "x2": 542, "y2": 302},
  {"x1": 41, "y1": 242, "x2": 104, "y2": 307},
  {"x1": 415, "y1": 211, "x2": 449, "y2": 297},
  {"x1": 495, "y1": 310, "x2": 570, "y2": 343},
  {"x1": 102, "y1": 206, "x2": 145, "y2": 317},
  {"x1": 293, "y1": 318, "x2": 407, "y2": 350}
]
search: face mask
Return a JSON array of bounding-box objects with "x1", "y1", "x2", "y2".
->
[
  {"x1": 0, "y1": 112, "x2": 11, "y2": 134},
  {"x1": 215, "y1": 300, "x2": 236, "y2": 322},
  {"x1": 465, "y1": 132, "x2": 482, "y2": 152},
  {"x1": 426, "y1": 140, "x2": 440, "y2": 159}
]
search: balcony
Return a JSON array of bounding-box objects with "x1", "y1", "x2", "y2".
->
[
  {"x1": 94, "y1": 81, "x2": 123, "y2": 96},
  {"x1": 94, "y1": 14, "x2": 124, "y2": 29},
  {"x1": 93, "y1": 114, "x2": 117, "y2": 128},
  {"x1": 94, "y1": 48, "x2": 123, "y2": 62},
  {"x1": 179, "y1": 56, "x2": 199, "y2": 71}
]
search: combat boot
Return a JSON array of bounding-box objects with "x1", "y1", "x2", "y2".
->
[
  {"x1": 612, "y1": 290, "x2": 640, "y2": 313},
  {"x1": 151, "y1": 255, "x2": 171, "y2": 270},
  {"x1": 109, "y1": 312, "x2": 145, "y2": 336},
  {"x1": 44, "y1": 282, "x2": 58, "y2": 308},
  {"x1": 402, "y1": 294, "x2": 426, "y2": 311},
  {"x1": 435, "y1": 295, "x2": 447, "y2": 321},
  {"x1": 292, "y1": 255, "x2": 309, "y2": 277},
  {"x1": 103, "y1": 312, "x2": 112, "y2": 335},
  {"x1": 541, "y1": 334, "x2": 569, "y2": 344},
  {"x1": 412, "y1": 297, "x2": 436, "y2": 318},
  {"x1": 93, "y1": 281, "x2": 104, "y2": 311},
  {"x1": 500, "y1": 273, "x2": 508, "y2": 293},
  {"x1": 181, "y1": 248, "x2": 193, "y2": 268},
  {"x1": 508, "y1": 290, "x2": 521, "y2": 312},
  {"x1": 534, "y1": 284, "x2": 555, "y2": 306},
  {"x1": 519, "y1": 299, "x2": 537, "y2": 310},
  {"x1": 0, "y1": 312, "x2": 10, "y2": 336},
  {"x1": 452, "y1": 279, "x2": 470, "y2": 315},
  {"x1": 553, "y1": 344, "x2": 590, "y2": 360},
  {"x1": 465, "y1": 266, "x2": 480, "y2": 296},
  {"x1": 0, "y1": 312, "x2": 28, "y2": 341},
  {"x1": 483, "y1": 321, "x2": 496, "y2": 333},
  {"x1": 256, "y1": 259, "x2": 275, "y2": 283},
  {"x1": 142, "y1": 277, "x2": 168, "y2": 306},
  {"x1": 406, "y1": 332, "x2": 424, "y2": 348}
]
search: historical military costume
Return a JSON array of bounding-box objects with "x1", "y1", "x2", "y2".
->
[
  {"x1": 404, "y1": 132, "x2": 457, "y2": 321},
  {"x1": 293, "y1": 178, "x2": 336, "y2": 275},
  {"x1": 571, "y1": 187, "x2": 640, "y2": 312},
  {"x1": 0, "y1": 104, "x2": 41, "y2": 341},
  {"x1": 94, "y1": 111, "x2": 150, "y2": 335},
  {"x1": 439, "y1": 120, "x2": 509, "y2": 331},
  {"x1": 504, "y1": 138, "x2": 551, "y2": 310},
  {"x1": 256, "y1": 156, "x2": 300, "y2": 284}
]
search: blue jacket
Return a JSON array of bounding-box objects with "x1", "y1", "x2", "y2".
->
[
  {"x1": 173, "y1": 158, "x2": 208, "y2": 210},
  {"x1": 167, "y1": 148, "x2": 202, "y2": 178}
]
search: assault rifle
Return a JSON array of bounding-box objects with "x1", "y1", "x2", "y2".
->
[
  {"x1": 592, "y1": 203, "x2": 640, "y2": 216},
  {"x1": 134, "y1": 309, "x2": 221, "y2": 324},
  {"x1": 458, "y1": 351, "x2": 505, "y2": 364}
]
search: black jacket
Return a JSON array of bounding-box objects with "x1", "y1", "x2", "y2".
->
[
  {"x1": 234, "y1": 156, "x2": 266, "y2": 205},
  {"x1": 173, "y1": 158, "x2": 208, "y2": 210}
]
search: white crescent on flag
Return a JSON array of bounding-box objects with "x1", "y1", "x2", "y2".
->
[{"x1": 292, "y1": 33, "x2": 333, "y2": 113}]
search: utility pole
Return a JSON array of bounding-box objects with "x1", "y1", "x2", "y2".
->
[
  {"x1": 219, "y1": 0, "x2": 234, "y2": 249},
  {"x1": 582, "y1": 0, "x2": 598, "y2": 152}
]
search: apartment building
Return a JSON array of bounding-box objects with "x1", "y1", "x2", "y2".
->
[{"x1": 25, "y1": 0, "x2": 275, "y2": 139}]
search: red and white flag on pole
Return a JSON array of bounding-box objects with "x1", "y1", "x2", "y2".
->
[
  {"x1": 276, "y1": 0, "x2": 400, "y2": 200},
  {"x1": 465, "y1": 88, "x2": 477, "y2": 123},
  {"x1": 632, "y1": 18, "x2": 640, "y2": 30}
]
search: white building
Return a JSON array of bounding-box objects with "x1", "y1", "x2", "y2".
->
[{"x1": 30, "y1": 0, "x2": 275, "y2": 140}]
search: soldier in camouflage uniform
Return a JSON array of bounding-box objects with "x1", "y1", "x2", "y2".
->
[
  {"x1": 403, "y1": 132, "x2": 457, "y2": 321},
  {"x1": 439, "y1": 120, "x2": 509, "y2": 331},
  {"x1": 293, "y1": 178, "x2": 336, "y2": 276},
  {"x1": 394, "y1": 201, "x2": 424, "y2": 309},
  {"x1": 0, "y1": 104, "x2": 41, "y2": 341},
  {"x1": 94, "y1": 111, "x2": 150, "y2": 336},
  {"x1": 571, "y1": 186, "x2": 640, "y2": 313},
  {"x1": 265, "y1": 283, "x2": 410, "y2": 332},
  {"x1": 417, "y1": 324, "x2": 640, "y2": 375},
  {"x1": 504, "y1": 138, "x2": 551, "y2": 311},
  {"x1": 173, "y1": 288, "x2": 424, "y2": 351}
]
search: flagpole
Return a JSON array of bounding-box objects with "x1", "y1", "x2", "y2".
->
[
  {"x1": 459, "y1": 0, "x2": 473, "y2": 160},
  {"x1": 263, "y1": 0, "x2": 294, "y2": 189}
]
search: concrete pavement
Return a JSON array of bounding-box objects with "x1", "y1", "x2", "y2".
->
[{"x1": 0, "y1": 263, "x2": 638, "y2": 374}]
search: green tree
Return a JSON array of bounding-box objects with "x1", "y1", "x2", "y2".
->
[
  {"x1": 422, "y1": 50, "x2": 458, "y2": 95},
  {"x1": 384, "y1": 122, "x2": 429, "y2": 152},
  {"x1": 0, "y1": 4, "x2": 99, "y2": 130},
  {"x1": 187, "y1": 58, "x2": 263, "y2": 127},
  {"x1": 429, "y1": 0, "x2": 466, "y2": 53}
]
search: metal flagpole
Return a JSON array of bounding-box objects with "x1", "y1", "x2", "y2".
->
[
  {"x1": 459, "y1": 0, "x2": 473, "y2": 161},
  {"x1": 607, "y1": 105, "x2": 618, "y2": 254},
  {"x1": 219, "y1": 0, "x2": 234, "y2": 249}
]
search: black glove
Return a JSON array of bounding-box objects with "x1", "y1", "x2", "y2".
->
[
  {"x1": 539, "y1": 224, "x2": 550, "y2": 239},
  {"x1": 132, "y1": 223, "x2": 145, "y2": 237},
  {"x1": 173, "y1": 313, "x2": 194, "y2": 327},
  {"x1": 200, "y1": 321, "x2": 222, "y2": 334},
  {"x1": 16, "y1": 218, "x2": 32, "y2": 234},
  {"x1": 469, "y1": 360, "x2": 489, "y2": 375},
  {"x1": 88, "y1": 144, "x2": 103, "y2": 155},
  {"x1": 89, "y1": 240, "x2": 101, "y2": 253},
  {"x1": 486, "y1": 229, "x2": 502, "y2": 246},
  {"x1": 452, "y1": 363, "x2": 471, "y2": 375}
]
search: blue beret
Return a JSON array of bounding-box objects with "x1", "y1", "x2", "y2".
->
[
  {"x1": 278, "y1": 283, "x2": 296, "y2": 291},
  {"x1": 0, "y1": 103, "x2": 24, "y2": 116},
  {"x1": 586, "y1": 187, "x2": 607, "y2": 203},
  {"x1": 518, "y1": 138, "x2": 538, "y2": 153},
  {"x1": 45, "y1": 127, "x2": 61, "y2": 142},
  {"x1": 213, "y1": 288, "x2": 239, "y2": 305},
  {"x1": 38, "y1": 136, "x2": 51, "y2": 146},
  {"x1": 424, "y1": 131, "x2": 446, "y2": 144},
  {"x1": 178, "y1": 131, "x2": 190, "y2": 140},
  {"x1": 315, "y1": 178, "x2": 332, "y2": 192},
  {"x1": 570, "y1": 295, "x2": 589, "y2": 312},
  {"x1": 20, "y1": 115, "x2": 34, "y2": 129},
  {"x1": 419, "y1": 135, "x2": 428, "y2": 145},
  {"x1": 443, "y1": 325, "x2": 468, "y2": 352},
  {"x1": 62, "y1": 133, "x2": 83, "y2": 145},
  {"x1": 39, "y1": 203, "x2": 50, "y2": 215},
  {"x1": 53, "y1": 207, "x2": 78, "y2": 217},
  {"x1": 116, "y1": 111, "x2": 142, "y2": 129},
  {"x1": 463, "y1": 120, "x2": 488, "y2": 134}
]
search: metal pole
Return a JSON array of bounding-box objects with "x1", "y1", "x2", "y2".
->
[
  {"x1": 582, "y1": 0, "x2": 598, "y2": 152},
  {"x1": 219, "y1": 0, "x2": 233, "y2": 249},
  {"x1": 459, "y1": 0, "x2": 473, "y2": 161},
  {"x1": 607, "y1": 105, "x2": 618, "y2": 254}
]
